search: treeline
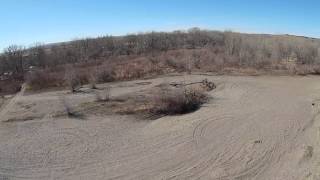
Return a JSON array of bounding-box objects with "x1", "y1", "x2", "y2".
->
[
  {"x1": 2, "y1": 28, "x2": 320, "y2": 75},
  {"x1": 0, "y1": 28, "x2": 224, "y2": 73},
  {"x1": 1, "y1": 28, "x2": 320, "y2": 94}
]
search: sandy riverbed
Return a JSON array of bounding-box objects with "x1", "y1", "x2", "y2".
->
[{"x1": 0, "y1": 75, "x2": 320, "y2": 179}]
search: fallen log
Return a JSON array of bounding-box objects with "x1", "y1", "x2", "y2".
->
[{"x1": 169, "y1": 79, "x2": 216, "y2": 91}]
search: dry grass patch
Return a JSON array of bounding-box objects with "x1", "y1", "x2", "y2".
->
[{"x1": 79, "y1": 80, "x2": 213, "y2": 119}]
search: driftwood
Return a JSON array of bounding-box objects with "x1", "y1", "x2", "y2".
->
[{"x1": 169, "y1": 79, "x2": 216, "y2": 91}]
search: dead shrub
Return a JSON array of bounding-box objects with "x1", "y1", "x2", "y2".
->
[
  {"x1": 94, "y1": 87, "x2": 111, "y2": 102},
  {"x1": 311, "y1": 65, "x2": 320, "y2": 75},
  {"x1": 88, "y1": 70, "x2": 98, "y2": 89},
  {"x1": 60, "y1": 96, "x2": 82, "y2": 118},
  {"x1": 165, "y1": 58, "x2": 188, "y2": 72},
  {"x1": 115, "y1": 57, "x2": 157, "y2": 80},
  {"x1": 76, "y1": 69, "x2": 90, "y2": 85},
  {"x1": 96, "y1": 65, "x2": 115, "y2": 83},
  {"x1": 64, "y1": 67, "x2": 81, "y2": 92},
  {"x1": 25, "y1": 70, "x2": 64, "y2": 90},
  {"x1": 152, "y1": 88, "x2": 208, "y2": 115},
  {"x1": 0, "y1": 96, "x2": 4, "y2": 107}
]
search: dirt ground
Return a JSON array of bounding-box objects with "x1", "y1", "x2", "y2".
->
[{"x1": 1, "y1": 74, "x2": 320, "y2": 180}]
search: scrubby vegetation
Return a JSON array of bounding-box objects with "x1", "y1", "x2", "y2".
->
[
  {"x1": 94, "y1": 87, "x2": 111, "y2": 102},
  {"x1": 2, "y1": 28, "x2": 320, "y2": 94},
  {"x1": 151, "y1": 88, "x2": 209, "y2": 115},
  {"x1": 59, "y1": 96, "x2": 84, "y2": 119},
  {"x1": 79, "y1": 80, "x2": 213, "y2": 119}
]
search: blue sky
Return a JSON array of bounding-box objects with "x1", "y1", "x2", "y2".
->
[{"x1": 1, "y1": 0, "x2": 320, "y2": 50}]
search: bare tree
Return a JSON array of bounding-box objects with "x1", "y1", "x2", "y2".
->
[{"x1": 3, "y1": 45, "x2": 25, "y2": 74}]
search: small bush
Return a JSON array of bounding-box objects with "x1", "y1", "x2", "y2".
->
[
  {"x1": 25, "y1": 70, "x2": 64, "y2": 90},
  {"x1": 60, "y1": 96, "x2": 76, "y2": 117},
  {"x1": 96, "y1": 65, "x2": 115, "y2": 83},
  {"x1": 64, "y1": 67, "x2": 81, "y2": 92},
  {"x1": 88, "y1": 72, "x2": 98, "y2": 89},
  {"x1": 60, "y1": 96, "x2": 83, "y2": 118},
  {"x1": 152, "y1": 88, "x2": 208, "y2": 115}
]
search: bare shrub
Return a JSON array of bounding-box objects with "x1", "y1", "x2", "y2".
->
[
  {"x1": 96, "y1": 64, "x2": 115, "y2": 83},
  {"x1": 166, "y1": 58, "x2": 188, "y2": 72},
  {"x1": 114, "y1": 57, "x2": 158, "y2": 80},
  {"x1": 25, "y1": 70, "x2": 64, "y2": 90},
  {"x1": 165, "y1": 58, "x2": 180, "y2": 69},
  {"x1": 152, "y1": 88, "x2": 208, "y2": 115},
  {"x1": 0, "y1": 96, "x2": 4, "y2": 107},
  {"x1": 25, "y1": 71, "x2": 46, "y2": 90},
  {"x1": 64, "y1": 67, "x2": 80, "y2": 92},
  {"x1": 94, "y1": 87, "x2": 111, "y2": 102},
  {"x1": 88, "y1": 70, "x2": 98, "y2": 89},
  {"x1": 60, "y1": 96, "x2": 77, "y2": 117},
  {"x1": 311, "y1": 65, "x2": 320, "y2": 75},
  {"x1": 76, "y1": 69, "x2": 90, "y2": 85}
]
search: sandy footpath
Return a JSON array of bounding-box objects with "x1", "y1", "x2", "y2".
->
[{"x1": 0, "y1": 75, "x2": 320, "y2": 180}]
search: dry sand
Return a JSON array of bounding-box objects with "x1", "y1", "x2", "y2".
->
[{"x1": 0, "y1": 75, "x2": 320, "y2": 180}]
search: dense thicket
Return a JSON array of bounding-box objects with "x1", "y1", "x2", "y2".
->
[
  {"x1": 1, "y1": 28, "x2": 320, "y2": 75},
  {"x1": 1, "y1": 28, "x2": 320, "y2": 94}
]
